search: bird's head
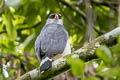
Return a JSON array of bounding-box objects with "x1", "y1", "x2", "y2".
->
[{"x1": 46, "y1": 13, "x2": 63, "y2": 25}]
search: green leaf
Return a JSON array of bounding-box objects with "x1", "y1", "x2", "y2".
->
[
  {"x1": 23, "y1": 1, "x2": 40, "y2": 26},
  {"x1": 8, "y1": 41, "x2": 15, "y2": 51},
  {"x1": 0, "y1": 22, "x2": 4, "y2": 32},
  {"x1": 98, "y1": 67, "x2": 120, "y2": 79},
  {"x1": 6, "y1": 0, "x2": 21, "y2": 6},
  {"x1": 117, "y1": 36, "x2": 120, "y2": 44},
  {"x1": 67, "y1": 57, "x2": 85, "y2": 76},
  {"x1": 23, "y1": 33, "x2": 35, "y2": 50},
  {"x1": 96, "y1": 60, "x2": 106, "y2": 72},
  {"x1": 96, "y1": 45, "x2": 112, "y2": 65},
  {"x1": 83, "y1": 76, "x2": 99, "y2": 80},
  {"x1": 111, "y1": 43, "x2": 120, "y2": 53},
  {"x1": 2, "y1": 13, "x2": 17, "y2": 41},
  {"x1": 0, "y1": 0, "x2": 2, "y2": 8}
]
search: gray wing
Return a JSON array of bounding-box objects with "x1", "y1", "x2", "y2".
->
[{"x1": 35, "y1": 24, "x2": 68, "y2": 60}]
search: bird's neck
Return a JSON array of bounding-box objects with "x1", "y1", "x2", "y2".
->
[{"x1": 46, "y1": 19, "x2": 63, "y2": 25}]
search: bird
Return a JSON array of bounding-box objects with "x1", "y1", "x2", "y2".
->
[{"x1": 35, "y1": 13, "x2": 71, "y2": 73}]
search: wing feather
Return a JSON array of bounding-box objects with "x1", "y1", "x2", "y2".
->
[{"x1": 35, "y1": 24, "x2": 68, "y2": 60}]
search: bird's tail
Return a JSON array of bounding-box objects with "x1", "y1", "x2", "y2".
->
[{"x1": 40, "y1": 57, "x2": 52, "y2": 73}]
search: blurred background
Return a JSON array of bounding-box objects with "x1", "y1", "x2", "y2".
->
[{"x1": 0, "y1": 0, "x2": 120, "y2": 80}]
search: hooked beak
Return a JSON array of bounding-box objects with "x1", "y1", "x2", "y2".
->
[{"x1": 54, "y1": 14, "x2": 59, "y2": 20}]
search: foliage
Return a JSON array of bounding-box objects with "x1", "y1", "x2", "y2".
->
[
  {"x1": 0, "y1": 0, "x2": 120, "y2": 80},
  {"x1": 67, "y1": 57, "x2": 85, "y2": 77}
]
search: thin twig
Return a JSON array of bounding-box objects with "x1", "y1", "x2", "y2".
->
[
  {"x1": 59, "y1": 0, "x2": 86, "y2": 20},
  {"x1": 91, "y1": 1, "x2": 117, "y2": 11},
  {"x1": 0, "y1": 22, "x2": 41, "y2": 35},
  {"x1": 56, "y1": 0, "x2": 83, "y2": 30}
]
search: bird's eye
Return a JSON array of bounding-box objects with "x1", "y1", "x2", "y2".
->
[
  {"x1": 48, "y1": 14, "x2": 54, "y2": 19},
  {"x1": 48, "y1": 14, "x2": 62, "y2": 19},
  {"x1": 58, "y1": 14, "x2": 62, "y2": 19}
]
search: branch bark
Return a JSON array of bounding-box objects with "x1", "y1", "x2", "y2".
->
[
  {"x1": 118, "y1": 0, "x2": 120, "y2": 26},
  {"x1": 59, "y1": 0, "x2": 86, "y2": 20},
  {"x1": 91, "y1": 0, "x2": 117, "y2": 11},
  {"x1": 84, "y1": 0, "x2": 95, "y2": 43},
  {"x1": 17, "y1": 27, "x2": 120, "y2": 80},
  {"x1": 56, "y1": 0, "x2": 83, "y2": 30}
]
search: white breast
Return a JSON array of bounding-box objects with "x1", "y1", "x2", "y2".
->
[{"x1": 62, "y1": 39, "x2": 71, "y2": 56}]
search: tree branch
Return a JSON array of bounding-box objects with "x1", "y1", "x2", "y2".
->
[
  {"x1": 0, "y1": 52, "x2": 23, "y2": 60},
  {"x1": 91, "y1": 0, "x2": 117, "y2": 11},
  {"x1": 59, "y1": 0, "x2": 86, "y2": 20},
  {"x1": 16, "y1": 26, "x2": 120, "y2": 80},
  {"x1": 56, "y1": 0, "x2": 83, "y2": 30},
  {"x1": 0, "y1": 22, "x2": 41, "y2": 34}
]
